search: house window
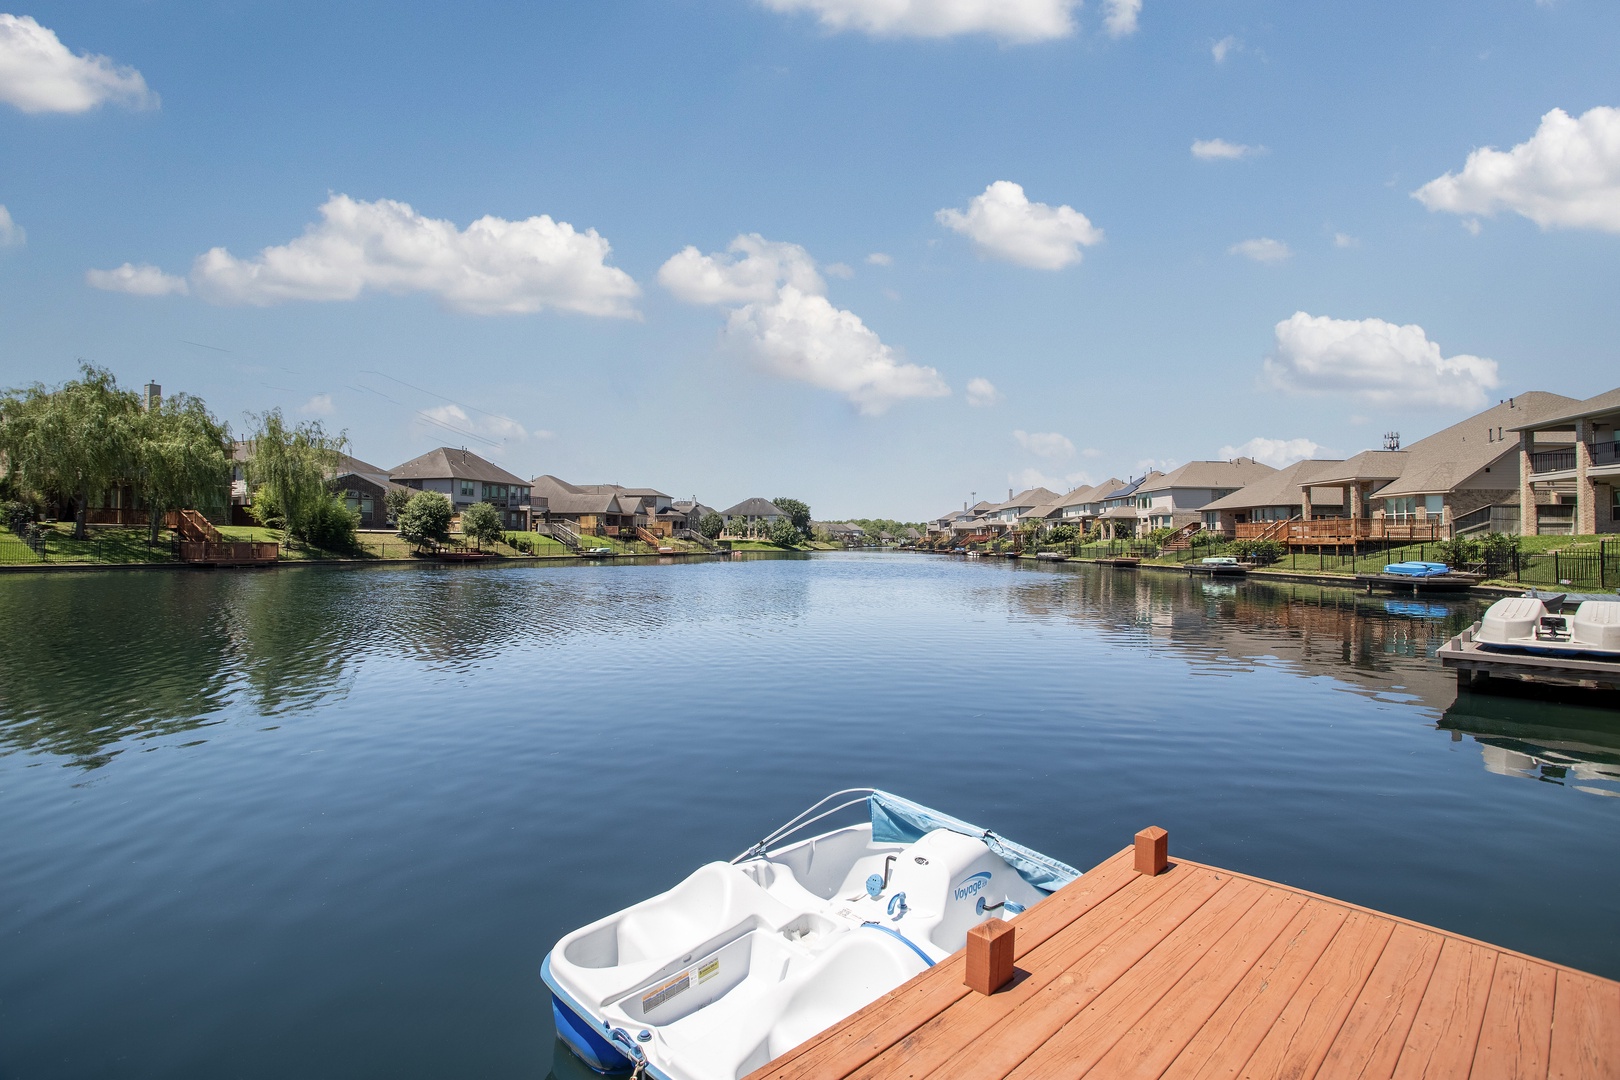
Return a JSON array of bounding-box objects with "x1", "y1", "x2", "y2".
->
[
  {"x1": 1386, "y1": 496, "x2": 1417, "y2": 521},
  {"x1": 459, "y1": 480, "x2": 475, "y2": 498},
  {"x1": 1612, "y1": 486, "x2": 1619, "y2": 523},
  {"x1": 360, "y1": 494, "x2": 373, "y2": 517},
  {"x1": 484, "y1": 483, "x2": 508, "y2": 501},
  {"x1": 1423, "y1": 495, "x2": 1443, "y2": 516}
]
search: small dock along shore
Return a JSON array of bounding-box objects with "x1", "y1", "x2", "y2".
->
[
  {"x1": 748, "y1": 828, "x2": 1619, "y2": 1080},
  {"x1": 1355, "y1": 571, "x2": 1482, "y2": 594},
  {"x1": 1440, "y1": 621, "x2": 1620, "y2": 693}
]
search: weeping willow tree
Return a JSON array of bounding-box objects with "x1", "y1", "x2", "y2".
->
[
  {"x1": 134, "y1": 393, "x2": 232, "y2": 542},
  {"x1": 0, "y1": 364, "x2": 142, "y2": 538},
  {"x1": 244, "y1": 409, "x2": 357, "y2": 549}
]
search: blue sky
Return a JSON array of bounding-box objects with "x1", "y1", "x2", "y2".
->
[{"x1": 2, "y1": 1, "x2": 1617, "y2": 520}]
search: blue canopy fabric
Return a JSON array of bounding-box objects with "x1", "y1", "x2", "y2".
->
[{"x1": 868, "y1": 790, "x2": 1081, "y2": 894}]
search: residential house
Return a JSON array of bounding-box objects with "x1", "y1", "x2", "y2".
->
[
  {"x1": 1512, "y1": 385, "x2": 1620, "y2": 535},
  {"x1": 532, "y1": 475, "x2": 676, "y2": 538},
  {"x1": 1198, "y1": 460, "x2": 1347, "y2": 538},
  {"x1": 1095, "y1": 474, "x2": 1161, "y2": 539},
  {"x1": 722, "y1": 498, "x2": 786, "y2": 532},
  {"x1": 328, "y1": 454, "x2": 413, "y2": 531},
  {"x1": 1135, "y1": 458, "x2": 1276, "y2": 533},
  {"x1": 1306, "y1": 392, "x2": 1579, "y2": 538},
  {"x1": 671, "y1": 500, "x2": 719, "y2": 537},
  {"x1": 819, "y1": 521, "x2": 865, "y2": 545},
  {"x1": 1052, "y1": 479, "x2": 1125, "y2": 532},
  {"x1": 981, "y1": 487, "x2": 1060, "y2": 534},
  {"x1": 390, "y1": 447, "x2": 535, "y2": 530}
]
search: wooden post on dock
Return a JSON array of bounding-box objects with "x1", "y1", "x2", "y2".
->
[
  {"x1": 1134, "y1": 826, "x2": 1168, "y2": 875},
  {"x1": 964, "y1": 919, "x2": 1015, "y2": 995}
]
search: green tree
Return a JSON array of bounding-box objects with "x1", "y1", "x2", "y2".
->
[
  {"x1": 771, "y1": 497, "x2": 812, "y2": 539},
  {"x1": 1048, "y1": 523, "x2": 1077, "y2": 544},
  {"x1": 461, "y1": 501, "x2": 504, "y2": 550},
  {"x1": 384, "y1": 485, "x2": 414, "y2": 526},
  {"x1": 768, "y1": 516, "x2": 802, "y2": 547},
  {"x1": 133, "y1": 393, "x2": 231, "y2": 543},
  {"x1": 699, "y1": 511, "x2": 724, "y2": 539},
  {"x1": 397, "y1": 490, "x2": 453, "y2": 548},
  {"x1": 0, "y1": 364, "x2": 142, "y2": 539},
  {"x1": 244, "y1": 409, "x2": 354, "y2": 548}
]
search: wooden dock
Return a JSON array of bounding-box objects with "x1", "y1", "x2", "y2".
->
[
  {"x1": 1440, "y1": 622, "x2": 1620, "y2": 693},
  {"x1": 748, "y1": 831, "x2": 1619, "y2": 1080},
  {"x1": 1354, "y1": 572, "x2": 1480, "y2": 594}
]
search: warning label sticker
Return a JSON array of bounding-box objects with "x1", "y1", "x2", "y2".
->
[
  {"x1": 641, "y1": 972, "x2": 691, "y2": 1013},
  {"x1": 697, "y1": 958, "x2": 720, "y2": 984}
]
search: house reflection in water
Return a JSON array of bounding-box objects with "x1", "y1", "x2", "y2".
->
[{"x1": 1441, "y1": 692, "x2": 1620, "y2": 798}]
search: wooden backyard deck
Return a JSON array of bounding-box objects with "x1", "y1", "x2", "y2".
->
[{"x1": 747, "y1": 832, "x2": 1619, "y2": 1080}]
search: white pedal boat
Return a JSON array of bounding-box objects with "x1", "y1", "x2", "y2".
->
[
  {"x1": 541, "y1": 789, "x2": 1079, "y2": 1079},
  {"x1": 1475, "y1": 596, "x2": 1620, "y2": 659}
]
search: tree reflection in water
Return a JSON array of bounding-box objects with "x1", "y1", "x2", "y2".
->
[{"x1": 0, "y1": 560, "x2": 806, "y2": 769}]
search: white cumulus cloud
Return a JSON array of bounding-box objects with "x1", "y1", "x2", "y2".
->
[
  {"x1": 726, "y1": 285, "x2": 949, "y2": 415},
  {"x1": 1218, "y1": 437, "x2": 1324, "y2": 469},
  {"x1": 1413, "y1": 106, "x2": 1620, "y2": 234},
  {"x1": 187, "y1": 194, "x2": 638, "y2": 317},
  {"x1": 966, "y1": 377, "x2": 1001, "y2": 407},
  {"x1": 1102, "y1": 0, "x2": 1141, "y2": 37},
  {"x1": 664, "y1": 233, "x2": 947, "y2": 414},
  {"x1": 1264, "y1": 312, "x2": 1501, "y2": 410},
  {"x1": 300, "y1": 394, "x2": 335, "y2": 417},
  {"x1": 657, "y1": 233, "x2": 823, "y2": 305},
  {"x1": 85, "y1": 262, "x2": 189, "y2": 296},
  {"x1": 865, "y1": 252, "x2": 892, "y2": 266},
  {"x1": 936, "y1": 181, "x2": 1102, "y2": 270},
  {"x1": 1014, "y1": 430, "x2": 1075, "y2": 459},
  {"x1": 417, "y1": 403, "x2": 528, "y2": 447},
  {"x1": 0, "y1": 204, "x2": 23, "y2": 247},
  {"x1": 0, "y1": 14, "x2": 156, "y2": 114},
  {"x1": 757, "y1": 0, "x2": 1077, "y2": 42},
  {"x1": 1014, "y1": 467, "x2": 1093, "y2": 492},
  {"x1": 1211, "y1": 35, "x2": 1239, "y2": 63},
  {"x1": 1229, "y1": 237, "x2": 1291, "y2": 263},
  {"x1": 1192, "y1": 138, "x2": 1261, "y2": 161},
  {"x1": 1333, "y1": 232, "x2": 1359, "y2": 248}
]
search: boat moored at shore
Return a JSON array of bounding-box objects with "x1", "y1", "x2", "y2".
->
[{"x1": 541, "y1": 790, "x2": 1078, "y2": 1079}]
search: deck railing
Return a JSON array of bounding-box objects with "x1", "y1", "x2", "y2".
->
[
  {"x1": 178, "y1": 541, "x2": 279, "y2": 565},
  {"x1": 1529, "y1": 448, "x2": 1577, "y2": 474}
]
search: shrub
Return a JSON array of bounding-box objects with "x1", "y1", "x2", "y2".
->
[
  {"x1": 397, "y1": 490, "x2": 453, "y2": 548},
  {"x1": 1230, "y1": 539, "x2": 1284, "y2": 564},
  {"x1": 1145, "y1": 527, "x2": 1175, "y2": 545},
  {"x1": 506, "y1": 532, "x2": 534, "y2": 555},
  {"x1": 1435, "y1": 536, "x2": 1480, "y2": 568},
  {"x1": 769, "y1": 516, "x2": 802, "y2": 547},
  {"x1": 460, "y1": 501, "x2": 504, "y2": 550},
  {"x1": 1, "y1": 499, "x2": 35, "y2": 537},
  {"x1": 699, "y1": 512, "x2": 724, "y2": 539},
  {"x1": 1047, "y1": 523, "x2": 1077, "y2": 544}
]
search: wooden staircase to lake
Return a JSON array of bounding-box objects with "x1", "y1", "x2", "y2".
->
[
  {"x1": 1162, "y1": 521, "x2": 1203, "y2": 552},
  {"x1": 177, "y1": 509, "x2": 278, "y2": 566}
]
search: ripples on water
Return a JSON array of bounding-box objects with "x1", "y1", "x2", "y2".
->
[{"x1": 0, "y1": 553, "x2": 1616, "y2": 1079}]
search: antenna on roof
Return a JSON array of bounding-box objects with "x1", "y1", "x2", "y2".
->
[{"x1": 1382, "y1": 431, "x2": 1401, "y2": 451}]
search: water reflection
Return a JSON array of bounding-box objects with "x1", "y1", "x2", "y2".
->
[
  {"x1": 1442, "y1": 691, "x2": 1620, "y2": 798},
  {"x1": 999, "y1": 561, "x2": 1475, "y2": 706},
  {"x1": 0, "y1": 558, "x2": 813, "y2": 768}
]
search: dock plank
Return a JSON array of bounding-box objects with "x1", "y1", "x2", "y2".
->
[
  {"x1": 1235, "y1": 908, "x2": 1395, "y2": 1080},
  {"x1": 757, "y1": 849, "x2": 1146, "y2": 1080},
  {"x1": 1316, "y1": 922, "x2": 1445, "y2": 1079},
  {"x1": 1391, "y1": 938, "x2": 1498, "y2": 1080},
  {"x1": 1161, "y1": 899, "x2": 1350, "y2": 1080},
  {"x1": 1471, "y1": 955, "x2": 1557, "y2": 1080},
  {"x1": 1548, "y1": 970, "x2": 1620, "y2": 1080},
  {"x1": 743, "y1": 841, "x2": 1620, "y2": 1080},
  {"x1": 1076, "y1": 887, "x2": 1309, "y2": 1079},
  {"x1": 849, "y1": 863, "x2": 1230, "y2": 1080}
]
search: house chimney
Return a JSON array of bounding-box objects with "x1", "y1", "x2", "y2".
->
[
  {"x1": 1009, "y1": 488, "x2": 1014, "y2": 500},
  {"x1": 143, "y1": 382, "x2": 161, "y2": 411}
]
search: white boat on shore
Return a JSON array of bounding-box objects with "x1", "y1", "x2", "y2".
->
[
  {"x1": 541, "y1": 789, "x2": 1079, "y2": 1080},
  {"x1": 1475, "y1": 596, "x2": 1620, "y2": 659}
]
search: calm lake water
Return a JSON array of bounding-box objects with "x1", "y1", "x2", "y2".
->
[{"x1": 2, "y1": 552, "x2": 1617, "y2": 1078}]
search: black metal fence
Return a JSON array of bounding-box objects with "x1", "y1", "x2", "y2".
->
[{"x1": 1510, "y1": 542, "x2": 1619, "y2": 591}]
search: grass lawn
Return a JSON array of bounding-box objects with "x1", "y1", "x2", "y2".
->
[{"x1": 33, "y1": 524, "x2": 179, "y2": 565}]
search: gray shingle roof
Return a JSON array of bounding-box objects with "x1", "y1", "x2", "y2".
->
[
  {"x1": 390, "y1": 447, "x2": 527, "y2": 486},
  {"x1": 1375, "y1": 392, "x2": 1579, "y2": 498},
  {"x1": 1138, "y1": 458, "x2": 1276, "y2": 494},
  {"x1": 1508, "y1": 385, "x2": 1620, "y2": 431},
  {"x1": 988, "y1": 487, "x2": 1060, "y2": 513},
  {"x1": 1200, "y1": 459, "x2": 1347, "y2": 512},
  {"x1": 722, "y1": 497, "x2": 785, "y2": 517}
]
